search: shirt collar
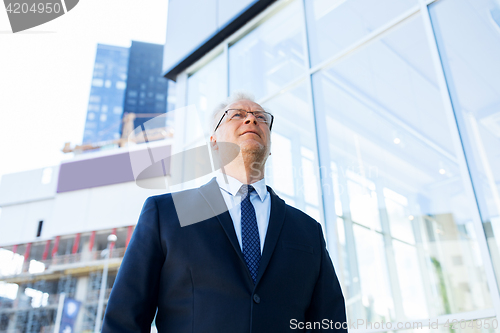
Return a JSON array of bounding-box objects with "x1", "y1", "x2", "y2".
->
[{"x1": 215, "y1": 172, "x2": 268, "y2": 202}]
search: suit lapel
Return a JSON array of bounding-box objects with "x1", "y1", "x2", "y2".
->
[
  {"x1": 198, "y1": 178, "x2": 252, "y2": 283},
  {"x1": 198, "y1": 178, "x2": 287, "y2": 287},
  {"x1": 255, "y1": 186, "x2": 286, "y2": 286}
]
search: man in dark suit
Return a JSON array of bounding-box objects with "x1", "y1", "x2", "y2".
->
[{"x1": 102, "y1": 93, "x2": 347, "y2": 332}]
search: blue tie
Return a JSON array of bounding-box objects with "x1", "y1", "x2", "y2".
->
[{"x1": 240, "y1": 184, "x2": 261, "y2": 284}]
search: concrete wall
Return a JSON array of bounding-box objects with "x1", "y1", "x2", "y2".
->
[
  {"x1": 0, "y1": 178, "x2": 167, "y2": 246},
  {"x1": 0, "y1": 143, "x2": 173, "y2": 247},
  {"x1": 0, "y1": 166, "x2": 58, "y2": 206}
]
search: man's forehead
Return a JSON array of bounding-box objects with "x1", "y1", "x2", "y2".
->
[{"x1": 226, "y1": 99, "x2": 264, "y2": 111}]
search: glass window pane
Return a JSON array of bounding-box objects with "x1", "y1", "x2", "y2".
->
[
  {"x1": 263, "y1": 83, "x2": 322, "y2": 223},
  {"x1": 393, "y1": 240, "x2": 427, "y2": 318},
  {"x1": 305, "y1": 0, "x2": 417, "y2": 66},
  {"x1": 270, "y1": 132, "x2": 295, "y2": 197},
  {"x1": 384, "y1": 187, "x2": 415, "y2": 244},
  {"x1": 429, "y1": 0, "x2": 500, "y2": 287},
  {"x1": 187, "y1": 53, "x2": 226, "y2": 141},
  {"x1": 229, "y1": 0, "x2": 307, "y2": 100},
  {"x1": 347, "y1": 174, "x2": 381, "y2": 231},
  {"x1": 301, "y1": 150, "x2": 319, "y2": 206},
  {"x1": 353, "y1": 225, "x2": 393, "y2": 322},
  {"x1": 173, "y1": 54, "x2": 228, "y2": 191},
  {"x1": 313, "y1": 13, "x2": 493, "y2": 322}
]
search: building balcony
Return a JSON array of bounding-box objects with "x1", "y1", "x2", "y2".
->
[{"x1": 0, "y1": 247, "x2": 126, "y2": 284}]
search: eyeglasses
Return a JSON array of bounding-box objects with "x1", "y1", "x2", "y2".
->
[{"x1": 214, "y1": 109, "x2": 274, "y2": 132}]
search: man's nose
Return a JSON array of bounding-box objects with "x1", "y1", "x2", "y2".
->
[{"x1": 244, "y1": 113, "x2": 258, "y2": 125}]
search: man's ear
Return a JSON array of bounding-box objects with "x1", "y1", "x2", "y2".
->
[{"x1": 210, "y1": 135, "x2": 218, "y2": 150}]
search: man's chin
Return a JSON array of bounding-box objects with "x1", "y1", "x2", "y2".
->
[{"x1": 240, "y1": 141, "x2": 266, "y2": 156}]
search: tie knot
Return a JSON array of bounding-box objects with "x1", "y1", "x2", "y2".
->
[{"x1": 240, "y1": 184, "x2": 255, "y2": 198}]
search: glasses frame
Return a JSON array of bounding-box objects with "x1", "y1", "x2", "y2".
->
[{"x1": 214, "y1": 109, "x2": 274, "y2": 133}]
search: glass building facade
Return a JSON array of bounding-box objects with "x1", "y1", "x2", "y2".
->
[
  {"x1": 172, "y1": 0, "x2": 500, "y2": 329},
  {"x1": 83, "y1": 41, "x2": 170, "y2": 146},
  {"x1": 124, "y1": 41, "x2": 168, "y2": 131},
  {"x1": 83, "y1": 44, "x2": 129, "y2": 145}
]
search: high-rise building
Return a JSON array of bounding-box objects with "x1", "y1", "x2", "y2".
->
[
  {"x1": 82, "y1": 44, "x2": 129, "y2": 145},
  {"x1": 82, "y1": 41, "x2": 168, "y2": 146},
  {"x1": 123, "y1": 41, "x2": 168, "y2": 132}
]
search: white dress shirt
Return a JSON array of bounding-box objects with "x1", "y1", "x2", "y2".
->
[{"x1": 215, "y1": 172, "x2": 271, "y2": 254}]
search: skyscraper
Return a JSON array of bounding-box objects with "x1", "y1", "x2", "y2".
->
[
  {"x1": 82, "y1": 41, "x2": 168, "y2": 146},
  {"x1": 82, "y1": 44, "x2": 129, "y2": 145},
  {"x1": 123, "y1": 41, "x2": 168, "y2": 132}
]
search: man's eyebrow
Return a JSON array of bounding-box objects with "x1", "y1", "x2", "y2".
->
[{"x1": 227, "y1": 108, "x2": 268, "y2": 112}]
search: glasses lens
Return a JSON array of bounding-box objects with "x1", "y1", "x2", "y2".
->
[
  {"x1": 226, "y1": 109, "x2": 272, "y2": 124},
  {"x1": 228, "y1": 109, "x2": 246, "y2": 119},
  {"x1": 253, "y1": 111, "x2": 271, "y2": 123}
]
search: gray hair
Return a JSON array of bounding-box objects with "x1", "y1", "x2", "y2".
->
[{"x1": 210, "y1": 91, "x2": 267, "y2": 134}]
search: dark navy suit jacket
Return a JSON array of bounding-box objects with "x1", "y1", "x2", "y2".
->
[{"x1": 102, "y1": 178, "x2": 346, "y2": 332}]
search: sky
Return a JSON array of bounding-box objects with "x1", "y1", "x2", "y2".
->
[{"x1": 0, "y1": 0, "x2": 169, "y2": 182}]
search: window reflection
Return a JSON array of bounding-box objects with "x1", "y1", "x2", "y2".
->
[
  {"x1": 313, "y1": 13, "x2": 493, "y2": 321},
  {"x1": 354, "y1": 225, "x2": 393, "y2": 322},
  {"x1": 0, "y1": 281, "x2": 18, "y2": 300},
  {"x1": 301, "y1": 147, "x2": 319, "y2": 206},
  {"x1": 430, "y1": 0, "x2": 500, "y2": 287},
  {"x1": 187, "y1": 53, "x2": 226, "y2": 145},
  {"x1": 393, "y1": 240, "x2": 427, "y2": 318},
  {"x1": 229, "y1": 0, "x2": 306, "y2": 100},
  {"x1": 178, "y1": 53, "x2": 228, "y2": 189},
  {"x1": 263, "y1": 83, "x2": 322, "y2": 224},
  {"x1": 347, "y1": 172, "x2": 381, "y2": 231},
  {"x1": 270, "y1": 132, "x2": 295, "y2": 197},
  {"x1": 304, "y1": 0, "x2": 417, "y2": 66},
  {"x1": 0, "y1": 249, "x2": 24, "y2": 276},
  {"x1": 384, "y1": 187, "x2": 415, "y2": 244}
]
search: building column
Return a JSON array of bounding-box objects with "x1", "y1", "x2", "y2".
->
[{"x1": 74, "y1": 276, "x2": 89, "y2": 332}]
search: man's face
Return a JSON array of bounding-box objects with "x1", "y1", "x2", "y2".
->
[{"x1": 210, "y1": 99, "x2": 271, "y2": 160}]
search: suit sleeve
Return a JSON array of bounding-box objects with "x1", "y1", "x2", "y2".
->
[
  {"x1": 305, "y1": 223, "x2": 347, "y2": 332},
  {"x1": 102, "y1": 196, "x2": 165, "y2": 333}
]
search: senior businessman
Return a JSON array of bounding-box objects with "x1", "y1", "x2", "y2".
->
[{"x1": 102, "y1": 92, "x2": 347, "y2": 332}]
